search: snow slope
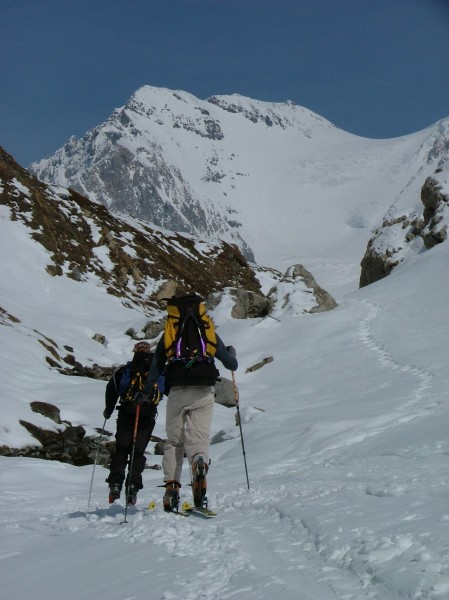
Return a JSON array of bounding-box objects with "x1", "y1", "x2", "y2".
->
[{"x1": 1, "y1": 185, "x2": 449, "y2": 598}]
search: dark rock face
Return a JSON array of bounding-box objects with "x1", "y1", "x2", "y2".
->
[
  {"x1": 30, "y1": 402, "x2": 62, "y2": 423},
  {"x1": 228, "y1": 289, "x2": 271, "y2": 319},
  {"x1": 17, "y1": 419, "x2": 96, "y2": 466},
  {"x1": 360, "y1": 248, "x2": 398, "y2": 289},
  {"x1": 0, "y1": 146, "x2": 262, "y2": 305},
  {"x1": 0, "y1": 398, "x2": 165, "y2": 467},
  {"x1": 359, "y1": 175, "x2": 448, "y2": 288},
  {"x1": 420, "y1": 176, "x2": 448, "y2": 249},
  {"x1": 28, "y1": 91, "x2": 240, "y2": 253},
  {"x1": 0, "y1": 399, "x2": 111, "y2": 466}
]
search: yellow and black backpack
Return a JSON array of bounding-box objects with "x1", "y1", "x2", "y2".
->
[
  {"x1": 163, "y1": 295, "x2": 219, "y2": 386},
  {"x1": 118, "y1": 352, "x2": 160, "y2": 406}
]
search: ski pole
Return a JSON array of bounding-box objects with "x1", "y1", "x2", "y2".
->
[
  {"x1": 232, "y1": 371, "x2": 250, "y2": 490},
  {"x1": 87, "y1": 417, "x2": 107, "y2": 509},
  {"x1": 123, "y1": 403, "x2": 141, "y2": 524}
]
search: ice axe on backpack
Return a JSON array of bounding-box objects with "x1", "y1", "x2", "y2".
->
[{"x1": 232, "y1": 371, "x2": 250, "y2": 490}]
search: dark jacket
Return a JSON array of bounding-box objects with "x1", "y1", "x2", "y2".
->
[{"x1": 143, "y1": 334, "x2": 237, "y2": 394}]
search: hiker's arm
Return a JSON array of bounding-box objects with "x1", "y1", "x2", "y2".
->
[
  {"x1": 215, "y1": 335, "x2": 238, "y2": 371},
  {"x1": 143, "y1": 336, "x2": 166, "y2": 393},
  {"x1": 104, "y1": 368, "x2": 122, "y2": 418}
]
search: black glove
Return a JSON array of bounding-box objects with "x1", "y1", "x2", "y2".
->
[
  {"x1": 226, "y1": 345, "x2": 236, "y2": 357},
  {"x1": 134, "y1": 391, "x2": 151, "y2": 404},
  {"x1": 103, "y1": 408, "x2": 112, "y2": 419}
]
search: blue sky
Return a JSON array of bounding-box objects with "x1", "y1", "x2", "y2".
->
[{"x1": 1, "y1": 0, "x2": 449, "y2": 166}]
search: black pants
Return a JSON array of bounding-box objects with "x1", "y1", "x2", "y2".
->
[{"x1": 106, "y1": 406, "x2": 157, "y2": 490}]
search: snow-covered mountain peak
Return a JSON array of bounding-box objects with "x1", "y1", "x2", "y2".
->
[
  {"x1": 112, "y1": 85, "x2": 336, "y2": 149},
  {"x1": 30, "y1": 84, "x2": 449, "y2": 297},
  {"x1": 124, "y1": 84, "x2": 336, "y2": 134}
]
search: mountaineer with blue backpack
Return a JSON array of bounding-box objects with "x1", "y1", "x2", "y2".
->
[
  {"x1": 103, "y1": 341, "x2": 162, "y2": 506},
  {"x1": 136, "y1": 295, "x2": 238, "y2": 513}
]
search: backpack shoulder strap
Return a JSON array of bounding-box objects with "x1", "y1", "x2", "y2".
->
[
  {"x1": 111, "y1": 364, "x2": 125, "y2": 392},
  {"x1": 164, "y1": 303, "x2": 181, "y2": 357},
  {"x1": 200, "y1": 311, "x2": 217, "y2": 356},
  {"x1": 117, "y1": 362, "x2": 133, "y2": 396}
]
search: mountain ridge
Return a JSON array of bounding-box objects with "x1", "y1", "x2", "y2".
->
[{"x1": 30, "y1": 85, "x2": 449, "y2": 296}]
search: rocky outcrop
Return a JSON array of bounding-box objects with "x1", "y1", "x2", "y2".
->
[
  {"x1": 0, "y1": 400, "x2": 111, "y2": 466},
  {"x1": 360, "y1": 249, "x2": 397, "y2": 288},
  {"x1": 207, "y1": 268, "x2": 338, "y2": 320},
  {"x1": 420, "y1": 175, "x2": 449, "y2": 248},
  {"x1": 16, "y1": 419, "x2": 105, "y2": 466},
  {"x1": 359, "y1": 215, "x2": 409, "y2": 288},
  {"x1": 0, "y1": 399, "x2": 165, "y2": 467},
  {"x1": 228, "y1": 289, "x2": 271, "y2": 319},
  {"x1": 360, "y1": 172, "x2": 449, "y2": 287},
  {"x1": 206, "y1": 287, "x2": 270, "y2": 319},
  {"x1": 268, "y1": 264, "x2": 337, "y2": 315}
]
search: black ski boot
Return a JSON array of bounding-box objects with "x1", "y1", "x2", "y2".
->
[
  {"x1": 127, "y1": 484, "x2": 138, "y2": 506},
  {"x1": 192, "y1": 457, "x2": 208, "y2": 508},
  {"x1": 108, "y1": 483, "x2": 121, "y2": 504},
  {"x1": 163, "y1": 481, "x2": 181, "y2": 512}
]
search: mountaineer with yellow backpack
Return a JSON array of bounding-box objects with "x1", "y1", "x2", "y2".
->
[{"x1": 138, "y1": 295, "x2": 238, "y2": 513}]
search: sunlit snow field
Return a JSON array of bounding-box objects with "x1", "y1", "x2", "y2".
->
[{"x1": 1, "y1": 184, "x2": 449, "y2": 599}]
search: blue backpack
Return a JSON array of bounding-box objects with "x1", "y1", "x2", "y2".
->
[{"x1": 118, "y1": 361, "x2": 165, "y2": 402}]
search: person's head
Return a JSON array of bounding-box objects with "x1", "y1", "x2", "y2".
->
[
  {"x1": 133, "y1": 341, "x2": 152, "y2": 354},
  {"x1": 132, "y1": 341, "x2": 153, "y2": 368}
]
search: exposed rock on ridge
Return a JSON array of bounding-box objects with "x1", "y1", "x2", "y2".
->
[
  {"x1": 360, "y1": 173, "x2": 449, "y2": 287},
  {"x1": 0, "y1": 146, "x2": 261, "y2": 304},
  {"x1": 360, "y1": 120, "x2": 449, "y2": 287}
]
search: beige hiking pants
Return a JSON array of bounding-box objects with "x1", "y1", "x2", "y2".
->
[{"x1": 162, "y1": 385, "x2": 215, "y2": 483}]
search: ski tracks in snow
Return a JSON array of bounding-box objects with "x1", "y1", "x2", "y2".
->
[
  {"x1": 73, "y1": 504, "x2": 249, "y2": 600},
  {"x1": 36, "y1": 490, "x2": 388, "y2": 600},
  {"x1": 357, "y1": 299, "x2": 434, "y2": 420}
]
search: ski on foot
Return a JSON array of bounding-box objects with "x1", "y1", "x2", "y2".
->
[
  {"x1": 182, "y1": 501, "x2": 217, "y2": 518},
  {"x1": 147, "y1": 500, "x2": 190, "y2": 517}
]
